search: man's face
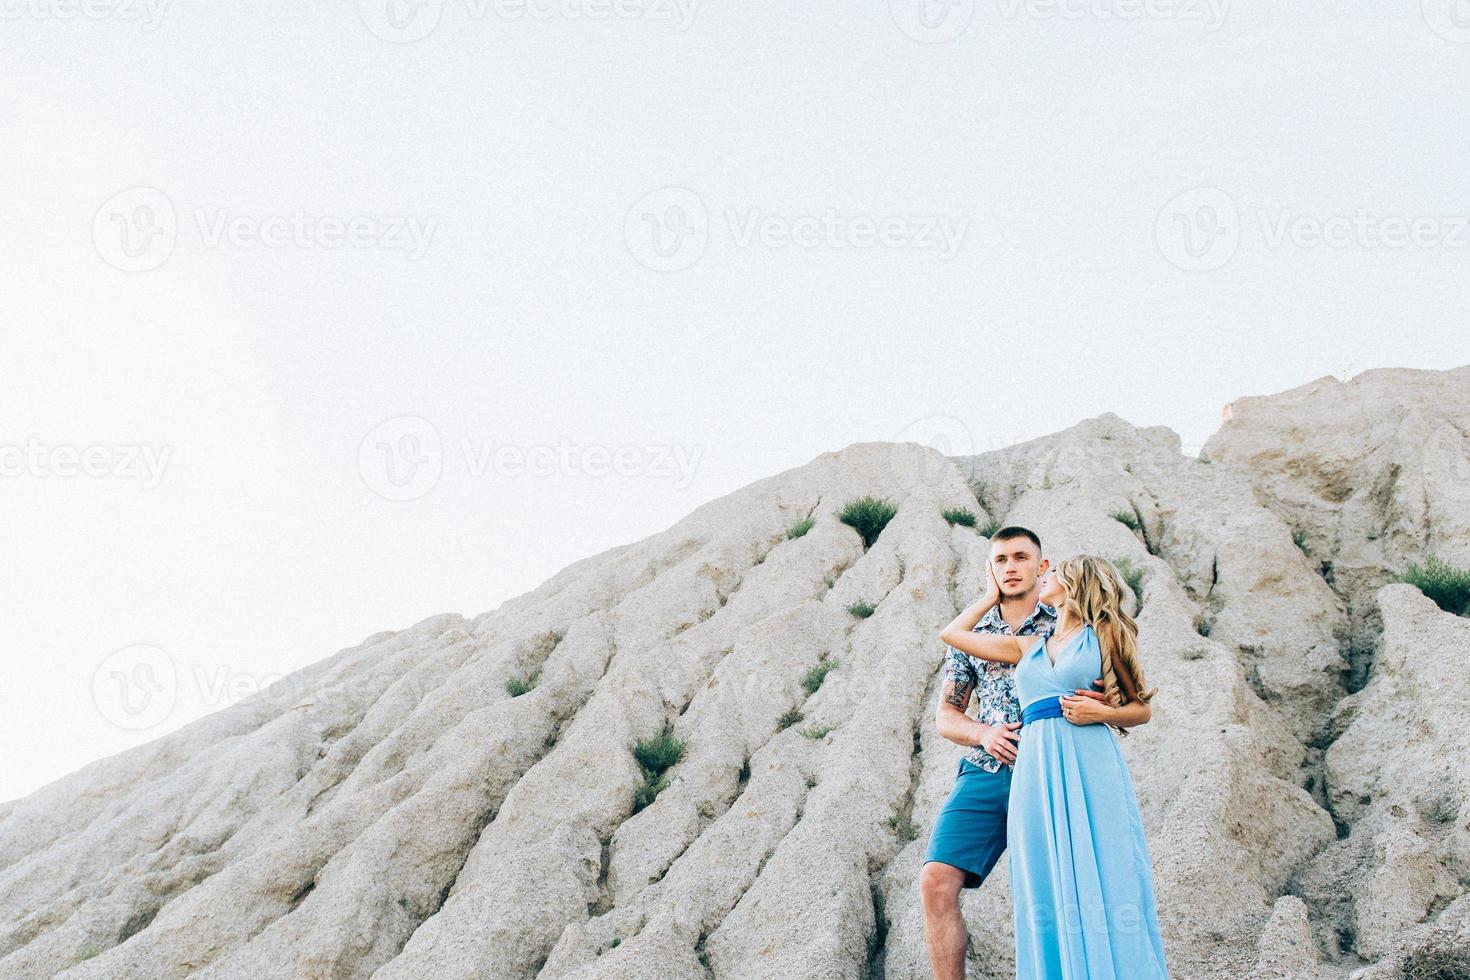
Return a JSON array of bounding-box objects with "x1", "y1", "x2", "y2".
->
[{"x1": 990, "y1": 536, "x2": 1046, "y2": 598}]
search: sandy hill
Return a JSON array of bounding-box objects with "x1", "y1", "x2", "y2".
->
[{"x1": 3, "y1": 366, "x2": 1469, "y2": 980}]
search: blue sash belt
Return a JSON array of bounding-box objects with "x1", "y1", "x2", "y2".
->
[{"x1": 1021, "y1": 696, "x2": 1063, "y2": 725}]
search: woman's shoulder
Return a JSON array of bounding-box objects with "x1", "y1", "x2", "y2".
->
[{"x1": 1069, "y1": 622, "x2": 1100, "y2": 649}]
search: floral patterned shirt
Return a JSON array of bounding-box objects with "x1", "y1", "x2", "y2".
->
[{"x1": 943, "y1": 601, "x2": 1057, "y2": 772}]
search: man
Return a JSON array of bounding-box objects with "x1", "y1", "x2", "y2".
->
[{"x1": 918, "y1": 526, "x2": 1110, "y2": 980}]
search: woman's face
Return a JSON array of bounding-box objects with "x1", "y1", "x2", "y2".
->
[{"x1": 1038, "y1": 566, "x2": 1066, "y2": 606}]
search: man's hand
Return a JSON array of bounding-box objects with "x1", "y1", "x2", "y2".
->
[
  {"x1": 979, "y1": 721, "x2": 1021, "y2": 764},
  {"x1": 1060, "y1": 679, "x2": 1112, "y2": 726}
]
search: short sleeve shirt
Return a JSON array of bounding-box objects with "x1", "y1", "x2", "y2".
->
[{"x1": 943, "y1": 601, "x2": 1057, "y2": 772}]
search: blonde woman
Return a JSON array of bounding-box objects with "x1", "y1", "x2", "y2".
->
[{"x1": 939, "y1": 554, "x2": 1168, "y2": 979}]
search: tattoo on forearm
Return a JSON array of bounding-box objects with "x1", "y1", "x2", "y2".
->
[{"x1": 942, "y1": 680, "x2": 972, "y2": 711}]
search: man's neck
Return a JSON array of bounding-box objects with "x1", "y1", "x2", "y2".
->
[{"x1": 998, "y1": 592, "x2": 1040, "y2": 631}]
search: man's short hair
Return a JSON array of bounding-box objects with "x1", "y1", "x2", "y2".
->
[{"x1": 990, "y1": 525, "x2": 1041, "y2": 552}]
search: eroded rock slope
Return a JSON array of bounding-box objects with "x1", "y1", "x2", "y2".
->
[{"x1": 2, "y1": 367, "x2": 1467, "y2": 980}]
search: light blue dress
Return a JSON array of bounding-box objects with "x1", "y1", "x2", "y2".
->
[{"x1": 1007, "y1": 624, "x2": 1168, "y2": 979}]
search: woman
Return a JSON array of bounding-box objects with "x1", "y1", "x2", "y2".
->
[{"x1": 939, "y1": 554, "x2": 1168, "y2": 979}]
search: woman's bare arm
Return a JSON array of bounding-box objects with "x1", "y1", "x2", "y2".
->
[
  {"x1": 940, "y1": 622, "x2": 1026, "y2": 664},
  {"x1": 938, "y1": 572, "x2": 1028, "y2": 665}
]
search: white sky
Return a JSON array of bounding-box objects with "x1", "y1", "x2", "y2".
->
[{"x1": 3, "y1": 0, "x2": 1469, "y2": 803}]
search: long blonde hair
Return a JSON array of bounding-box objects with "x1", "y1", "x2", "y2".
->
[{"x1": 1053, "y1": 555, "x2": 1156, "y2": 736}]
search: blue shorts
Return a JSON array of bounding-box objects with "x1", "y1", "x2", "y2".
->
[{"x1": 922, "y1": 758, "x2": 1012, "y2": 888}]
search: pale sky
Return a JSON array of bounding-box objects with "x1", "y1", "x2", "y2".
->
[{"x1": 3, "y1": 0, "x2": 1469, "y2": 802}]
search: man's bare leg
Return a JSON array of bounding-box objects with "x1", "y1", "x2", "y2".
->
[{"x1": 920, "y1": 861, "x2": 968, "y2": 980}]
